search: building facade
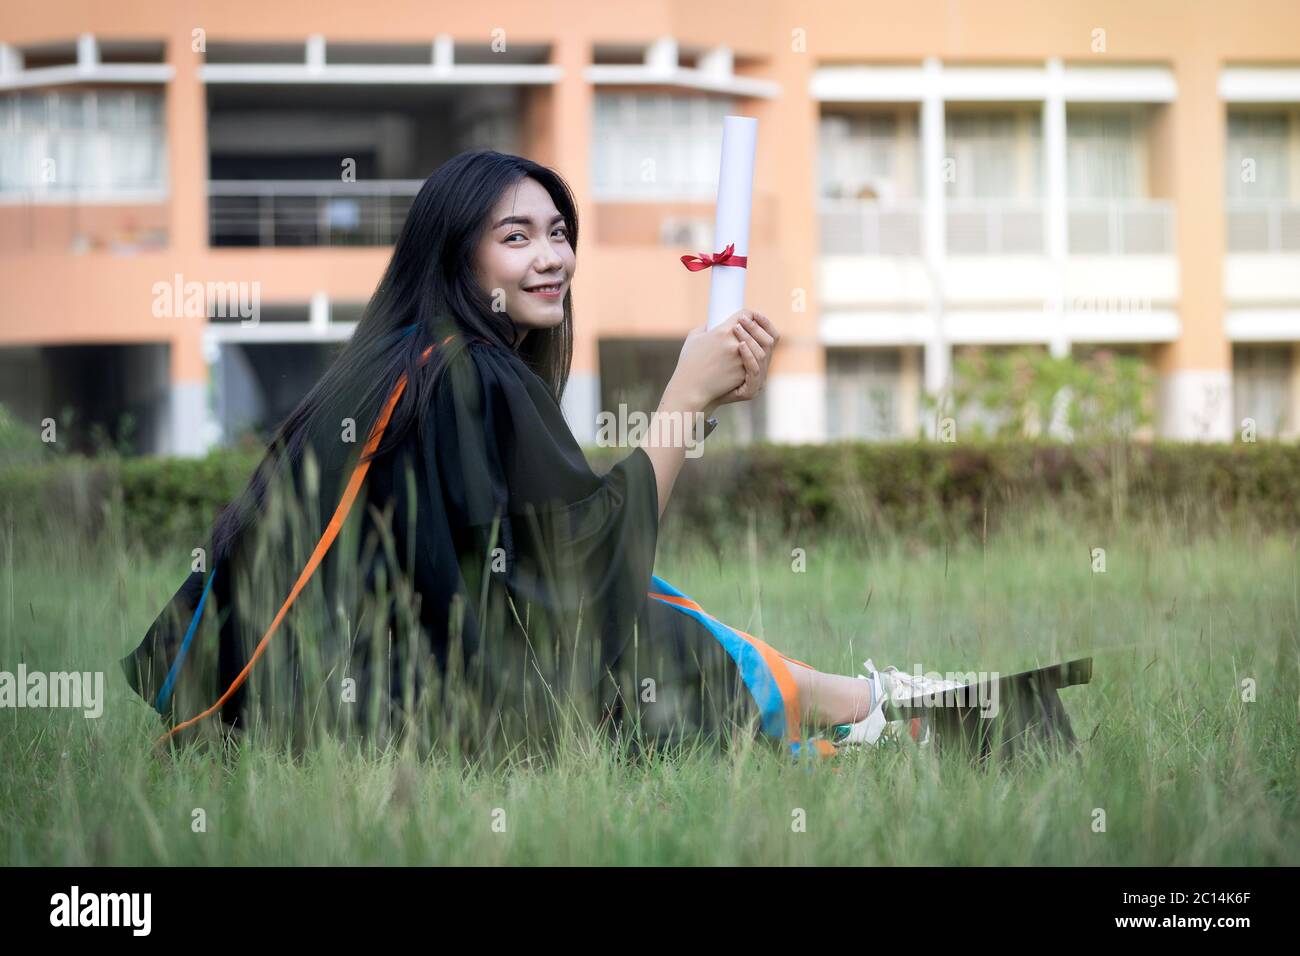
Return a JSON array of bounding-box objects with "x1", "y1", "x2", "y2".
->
[{"x1": 3, "y1": 1, "x2": 1300, "y2": 455}]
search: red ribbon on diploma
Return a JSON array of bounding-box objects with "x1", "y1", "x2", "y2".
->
[{"x1": 680, "y1": 241, "x2": 748, "y2": 272}]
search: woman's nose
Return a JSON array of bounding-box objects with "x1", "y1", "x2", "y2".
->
[{"x1": 535, "y1": 241, "x2": 564, "y2": 270}]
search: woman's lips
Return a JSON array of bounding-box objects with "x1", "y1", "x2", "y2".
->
[{"x1": 526, "y1": 285, "x2": 564, "y2": 298}]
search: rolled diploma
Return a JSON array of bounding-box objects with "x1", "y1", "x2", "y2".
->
[{"x1": 705, "y1": 115, "x2": 758, "y2": 330}]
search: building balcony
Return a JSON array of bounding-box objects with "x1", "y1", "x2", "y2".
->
[
  {"x1": 1068, "y1": 199, "x2": 1174, "y2": 256},
  {"x1": 818, "y1": 197, "x2": 1180, "y2": 347},
  {"x1": 208, "y1": 179, "x2": 423, "y2": 247},
  {"x1": 819, "y1": 198, "x2": 1177, "y2": 306},
  {"x1": 946, "y1": 199, "x2": 1045, "y2": 255},
  {"x1": 1226, "y1": 199, "x2": 1300, "y2": 254},
  {"x1": 1224, "y1": 200, "x2": 1300, "y2": 339},
  {"x1": 1224, "y1": 199, "x2": 1300, "y2": 302},
  {"x1": 819, "y1": 198, "x2": 923, "y2": 257},
  {"x1": 1065, "y1": 199, "x2": 1179, "y2": 337}
]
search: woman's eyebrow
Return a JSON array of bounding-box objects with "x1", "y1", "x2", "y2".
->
[{"x1": 493, "y1": 213, "x2": 566, "y2": 229}]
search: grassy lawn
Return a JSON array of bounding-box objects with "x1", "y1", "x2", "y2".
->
[{"x1": 1, "y1": 505, "x2": 1297, "y2": 865}]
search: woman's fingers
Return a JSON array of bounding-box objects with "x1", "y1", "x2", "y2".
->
[
  {"x1": 728, "y1": 340, "x2": 760, "y2": 400},
  {"x1": 722, "y1": 310, "x2": 748, "y2": 334},
  {"x1": 739, "y1": 312, "x2": 775, "y2": 351},
  {"x1": 739, "y1": 338, "x2": 761, "y2": 377},
  {"x1": 733, "y1": 322, "x2": 766, "y2": 364},
  {"x1": 698, "y1": 311, "x2": 773, "y2": 405},
  {"x1": 748, "y1": 311, "x2": 779, "y2": 345}
]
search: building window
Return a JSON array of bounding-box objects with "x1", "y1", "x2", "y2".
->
[
  {"x1": 819, "y1": 109, "x2": 920, "y2": 201},
  {"x1": 1067, "y1": 109, "x2": 1145, "y2": 199},
  {"x1": 1225, "y1": 111, "x2": 1291, "y2": 200},
  {"x1": 1225, "y1": 110, "x2": 1299, "y2": 252},
  {"x1": 945, "y1": 110, "x2": 1041, "y2": 200},
  {"x1": 826, "y1": 348, "x2": 902, "y2": 440},
  {"x1": 1233, "y1": 345, "x2": 1293, "y2": 438},
  {"x1": 944, "y1": 110, "x2": 1043, "y2": 254},
  {"x1": 1065, "y1": 108, "x2": 1171, "y2": 254},
  {"x1": 0, "y1": 89, "x2": 166, "y2": 198},
  {"x1": 592, "y1": 92, "x2": 734, "y2": 200}
]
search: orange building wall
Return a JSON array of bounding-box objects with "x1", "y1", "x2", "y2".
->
[{"x1": 4, "y1": 0, "x2": 1300, "y2": 403}]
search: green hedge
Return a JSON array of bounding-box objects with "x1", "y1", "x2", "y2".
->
[
  {"x1": 593, "y1": 440, "x2": 1300, "y2": 546},
  {"x1": 2, "y1": 441, "x2": 1298, "y2": 552},
  {"x1": 0, "y1": 450, "x2": 262, "y2": 552}
]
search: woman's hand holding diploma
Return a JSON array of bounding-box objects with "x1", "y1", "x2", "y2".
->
[
  {"x1": 641, "y1": 308, "x2": 780, "y2": 517},
  {"x1": 666, "y1": 309, "x2": 777, "y2": 414},
  {"x1": 710, "y1": 309, "x2": 778, "y2": 410}
]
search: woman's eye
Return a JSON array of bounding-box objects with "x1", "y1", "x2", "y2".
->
[{"x1": 506, "y1": 227, "x2": 567, "y2": 242}]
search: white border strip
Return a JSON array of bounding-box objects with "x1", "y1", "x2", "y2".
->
[
  {"x1": 1066, "y1": 308, "x2": 1181, "y2": 342},
  {"x1": 1220, "y1": 67, "x2": 1300, "y2": 102},
  {"x1": 1225, "y1": 309, "x2": 1300, "y2": 340},
  {"x1": 1062, "y1": 66, "x2": 1177, "y2": 102},
  {"x1": 200, "y1": 63, "x2": 562, "y2": 85},
  {"x1": 203, "y1": 321, "x2": 358, "y2": 344},
  {"x1": 0, "y1": 188, "x2": 169, "y2": 206},
  {"x1": 821, "y1": 308, "x2": 1181, "y2": 346},
  {"x1": 585, "y1": 64, "x2": 778, "y2": 98},
  {"x1": 0, "y1": 64, "x2": 173, "y2": 90},
  {"x1": 811, "y1": 63, "x2": 1176, "y2": 103}
]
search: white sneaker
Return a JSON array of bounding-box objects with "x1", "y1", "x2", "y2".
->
[
  {"x1": 882, "y1": 664, "x2": 965, "y2": 704},
  {"x1": 834, "y1": 659, "x2": 967, "y2": 748},
  {"x1": 832, "y1": 660, "x2": 890, "y2": 746}
]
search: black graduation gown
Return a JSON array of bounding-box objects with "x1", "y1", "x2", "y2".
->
[{"x1": 123, "y1": 338, "x2": 758, "y2": 757}]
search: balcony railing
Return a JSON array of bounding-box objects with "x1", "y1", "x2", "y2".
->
[
  {"x1": 1226, "y1": 200, "x2": 1300, "y2": 253},
  {"x1": 1068, "y1": 199, "x2": 1174, "y2": 255},
  {"x1": 820, "y1": 198, "x2": 1176, "y2": 257},
  {"x1": 819, "y1": 199, "x2": 922, "y2": 256},
  {"x1": 946, "y1": 200, "x2": 1044, "y2": 255},
  {"x1": 208, "y1": 179, "x2": 424, "y2": 247}
]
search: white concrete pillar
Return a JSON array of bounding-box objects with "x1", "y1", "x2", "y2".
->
[
  {"x1": 560, "y1": 371, "x2": 600, "y2": 446},
  {"x1": 1044, "y1": 58, "x2": 1070, "y2": 358},
  {"x1": 433, "y1": 34, "x2": 454, "y2": 72},
  {"x1": 645, "y1": 37, "x2": 677, "y2": 75},
  {"x1": 309, "y1": 291, "x2": 330, "y2": 332},
  {"x1": 0, "y1": 43, "x2": 24, "y2": 78},
  {"x1": 920, "y1": 58, "x2": 950, "y2": 421},
  {"x1": 699, "y1": 46, "x2": 733, "y2": 80},
  {"x1": 169, "y1": 380, "x2": 212, "y2": 457},
  {"x1": 765, "y1": 373, "x2": 826, "y2": 443},
  {"x1": 306, "y1": 34, "x2": 325, "y2": 71},
  {"x1": 1158, "y1": 370, "x2": 1235, "y2": 441},
  {"x1": 76, "y1": 33, "x2": 99, "y2": 71}
]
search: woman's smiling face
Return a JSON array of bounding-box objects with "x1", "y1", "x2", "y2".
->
[{"x1": 474, "y1": 176, "x2": 575, "y2": 339}]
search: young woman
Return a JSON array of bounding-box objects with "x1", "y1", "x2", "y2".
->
[{"x1": 123, "y1": 150, "x2": 891, "y2": 760}]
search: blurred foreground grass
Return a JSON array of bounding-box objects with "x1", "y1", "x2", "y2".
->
[{"x1": 1, "y1": 502, "x2": 1297, "y2": 865}]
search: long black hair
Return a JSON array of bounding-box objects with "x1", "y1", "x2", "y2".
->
[{"x1": 209, "y1": 149, "x2": 578, "y2": 565}]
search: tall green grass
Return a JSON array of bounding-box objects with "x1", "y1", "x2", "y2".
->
[{"x1": 1, "y1": 497, "x2": 1296, "y2": 864}]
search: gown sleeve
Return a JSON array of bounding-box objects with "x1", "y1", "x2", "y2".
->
[{"x1": 421, "y1": 339, "x2": 660, "y2": 703}]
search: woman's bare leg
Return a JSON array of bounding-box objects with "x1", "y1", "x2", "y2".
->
[{"x1": 786, "y1": 662, "x2": 877, "y2": 728}]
